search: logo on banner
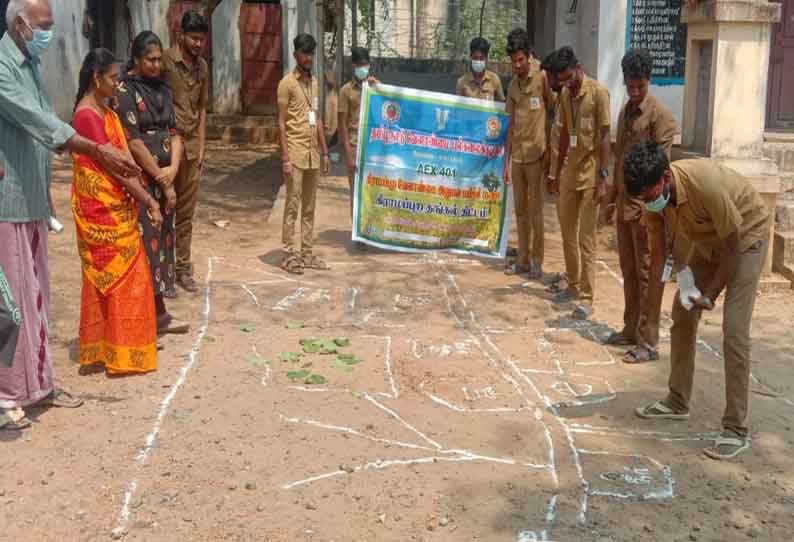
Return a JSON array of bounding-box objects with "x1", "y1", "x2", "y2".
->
[
  {"x1": 382, "y1": 101, "x2": 401, "y2": 123},
  {"x1": 487, "y1": 116, "x2": 501, "y2": 139}
]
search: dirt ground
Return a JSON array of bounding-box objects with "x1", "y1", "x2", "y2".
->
[{"x1": 3, "y1": 143, "x2": 794, "y2": 542}]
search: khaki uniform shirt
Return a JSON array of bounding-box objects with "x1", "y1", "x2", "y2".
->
[
  {"x1": 506, "y1": 58, "x2": 555, "y2": 164},
  {"x1": 277, "y1": 68, "x2": 320, "y2": 170},
  {"x1": 646, "y1": 159, "x2": 770, "y2": 263},
  {"x1": 546, "y1": 93, "x2": 560, "y2": 174},
  {"x1": 338, "y1": 79, "x2": 363, "y2": 148},
  {"x1": 615, "y1": 94, "x2": 678, "y2": 222},
  {"x1": 456, "y1": 70, "x2": 505, "y2": 102},
  {"x1": 161, "y1": 47, "x2": 209, "y2": 160},
  {"x1": 559, "y1": 76, "x2": 611, "y2": 190}
]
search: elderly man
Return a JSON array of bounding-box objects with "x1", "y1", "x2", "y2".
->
[{"x1": 0, "y1": 0, "x2": 140, "y2": 430}]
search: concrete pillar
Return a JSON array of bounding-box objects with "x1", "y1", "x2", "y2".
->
[{"x1": 680, "y1": 0, "x2": 783, "y2": 274}]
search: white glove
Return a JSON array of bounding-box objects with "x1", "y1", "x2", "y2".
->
[{"x1": 676, "y1": 266, "x2": 701, "y2": 312}]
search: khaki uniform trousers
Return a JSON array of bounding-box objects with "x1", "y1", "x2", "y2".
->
[
  {"x1": 557, "y1": 185, "x2": 598, "y2": 304},
  {"x1": 617, "y1": 217, "x2": 656, "y2": 346},
  {"x1": 174, "y1": 157, "x2": 202, "y2": 275},
  {"x1": 282, "y1": 166, "x2": 320, "y2": 255},
  {"x1": 666, "y1": 238, "x2": 767, "y2": 438},
  {"x1": 511, "y1": 160, "x2": 545, "y2": 268},
  {"x1": 348, "y1": 145, "x2": 357, "y2": 222}
]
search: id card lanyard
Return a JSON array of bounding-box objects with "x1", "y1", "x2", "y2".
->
[
  {"x1": 569, "y1": 93, "x2": 581, "y2": 149},
  {"x1": 299, "y1": 76, "x2": 316, "y2": 126},
  {"x1": 661, "y1": 213, "x2": 675, "y2": 283}
]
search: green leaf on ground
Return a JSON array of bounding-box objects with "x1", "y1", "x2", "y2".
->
[
  {"x1": 286, "y1": 370, "x2": 310, "y2": 381},
  {"x1": 336, "y1": 353, "x2": 362, "y2": 365},
  {"x1": 334, "y1": 338, "x2": 351, "y2": 347},
  {"x1": 280, "y1": 352, "x2": 301, "y2": 363},
  {"x1": 300, "y1": 361, "x2": 313, "y2": 369},
  {"x1": 331, "y1": 359, "x2": 355, "y2": 372},
  {"x1": 301, "y1": 338, "x2": 339, "y2": 355},
  {"x1": 287, "y1": 323, "x2": 305, "y2": 330},
  {"x1": 245, "y1": 356, "x2": 269, "y2": 366},
  {"x1": 304, "y1": 374, "x2": 328, "y2": 385},
  {"x1": 240, "y1": 324, "x2": 257, "y2": 333}
]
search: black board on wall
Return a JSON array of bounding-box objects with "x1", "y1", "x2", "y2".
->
[{"x1": 626, "y1": 0, "x2": 688, "y2": 85}]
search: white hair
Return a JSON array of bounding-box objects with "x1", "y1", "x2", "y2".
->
[{"x1": 5, "y1": 0, "x2": 43, "y2": 29}]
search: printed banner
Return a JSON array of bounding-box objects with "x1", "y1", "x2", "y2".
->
[{"x1": 352, "y1": 83, "x2": 511, "y2": 258}]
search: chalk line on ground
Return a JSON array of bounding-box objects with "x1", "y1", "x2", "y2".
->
[{"x1": 113, "y1": 256, "x2": 214, "y2": 538}]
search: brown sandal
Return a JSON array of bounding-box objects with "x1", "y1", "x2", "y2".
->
[
  {"x1": 39, "y1": 388, "x2": 83, "y2": 408},
  {"x1": 302, "y1": 254, "x2": 330, "y2": 270},
  {"x1": 281, "y1": 254, "x2": 304, "y2": 275},
  {"x1": 1, "y1": 416, "x2": 31, "y2": 430}
]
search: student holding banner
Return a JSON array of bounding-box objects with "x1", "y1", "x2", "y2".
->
[
  {"x1": 503, "y1": 28, "x2": 555, "y2": 280},
  {"x1": 547, "y1": 47, "x2": 611, "y2": 320},
  {"x1": 338, "y1": 46, "x2": 378, "y2": 233},
  {"x1": 456, "y1": 37, "x2": 505, "y2": 102}
]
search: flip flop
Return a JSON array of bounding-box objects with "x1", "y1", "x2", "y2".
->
[
  {"x1": 0, "y1": 416, "x2": 31, "y2": 430},
  {"x1": 604, "y1": 331, "x2": 635, "y2": 346},
  {"x1": 571, "y1": 304, "x2": 593, "y2": 321},
  {"x1": 622, "y1": 345, "x2": 659, "y2": 364},
  {"x1": 703, "y1": 435, "x2": 751, "y2": 460},
  {"x1": 635, "y1": 400, "x2": 689, "y2": 420},
  {"x1": 39, "y1": 388, "x2": 83, "y2": 409}
]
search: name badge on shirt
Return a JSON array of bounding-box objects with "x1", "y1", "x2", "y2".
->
[
  {"x1": 570, "y1": 134, "x2": 578, "y2": 148},
  {"x1": 308, "y1": 111, "x2": 317, "y2": 127},
  {"x1": 661, "y1": 255, "x2": 674, "y2": 283},
  {"x1": 530, "y1": 97, "x2": 541, "y2": 110}
]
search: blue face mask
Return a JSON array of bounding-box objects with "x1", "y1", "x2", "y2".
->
[
  {"x1": 645, "y1": 185, "x2": 670, "y2": 213},
  {"x1": 354, "y1": 66, "x2": 370, "y2": 81},
  {"x1": 22, "y1": 18, "x2": 53, "y2": 58}
]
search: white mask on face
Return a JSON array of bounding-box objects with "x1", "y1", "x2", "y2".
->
[
  {"x1": 471, "y1": 59, "x2": 486, "y2": 74},
  {"x1": 354, "y1": 66, "x2": 370, "y2": 81}
]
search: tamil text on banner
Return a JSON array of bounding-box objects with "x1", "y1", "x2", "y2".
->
[{"x1": 352, "y1": 83, "x2": 511, "y2": 258}]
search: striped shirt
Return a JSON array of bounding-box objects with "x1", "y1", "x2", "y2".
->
[{"x1": 0, "y1": 33, "x2": 75, "y2": 222}]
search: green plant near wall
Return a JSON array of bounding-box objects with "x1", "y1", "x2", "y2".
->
[{"x1": 434, "y1": 0, "x2": 523, "y2": 62}]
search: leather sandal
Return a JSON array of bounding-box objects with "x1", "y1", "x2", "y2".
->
[
  {"x1": 281, "y1": 254, "x2": 304, "y2": 275},
  {"x1": 177, "y1": 273, "x2": 199, "y2": 293}
]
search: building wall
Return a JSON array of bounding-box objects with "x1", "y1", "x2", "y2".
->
[
  {"x1": 39, "y1": 0, "x2": 89, "y2": 119},
  {"x1": 212, "y1": 0, "x2": 243, "y2": 115},
  {"x1": 540, "y1": 0, "x2": 686, "y2": 137}
]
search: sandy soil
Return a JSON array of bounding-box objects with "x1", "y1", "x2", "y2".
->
[{"x1": 2, "y1": 143, "x2": 794, "y2": 542}]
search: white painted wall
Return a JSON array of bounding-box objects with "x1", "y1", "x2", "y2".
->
[
  {"x1": 127, "y1": 0, "x2": 171, "y2": 48},
  {"x1": 39, "y1": 0, "x2": 89, "y2": 119},
  {"x1": 711, "y1": 21, "x2": 774, "y2": 159},
  {"x1": 212, "y1": 0, "x2": 242, "y2": 115},
  {"x1": 597, "y1": 0, "x2": 684, "y2": 136}
]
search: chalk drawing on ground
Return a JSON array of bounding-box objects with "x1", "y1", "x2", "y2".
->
[{"x1": 226, "y1": 254, "x2": 729, "y2": 540}]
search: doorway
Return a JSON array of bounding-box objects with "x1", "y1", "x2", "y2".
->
[
  {"x1": 240, "y1": 1, "x2": 284, "y2": 114},
  {"x1": 767, "y1": 0, "x2": 794, "y2": 131}
]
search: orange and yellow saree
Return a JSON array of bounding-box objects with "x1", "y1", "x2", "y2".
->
[{"x1": 71, "y1": 107, "x2": 157, "y2": 375}]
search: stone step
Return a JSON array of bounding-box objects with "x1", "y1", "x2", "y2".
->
[
  {"x1": 207, "y1": 114, "x2": 279, "y2": 144},
  {"x1": 206, "y1": 120, "x2": 279, "y2": 145},
  {"x1": 775, "y1": 200, "x2": 794, "y2": 231},
  {"x1": 208, "y1": 113, "x2": 277, "y2": 128},
  {"x1": 773, "y1": 230, "x2": 794, "y2": 286}
]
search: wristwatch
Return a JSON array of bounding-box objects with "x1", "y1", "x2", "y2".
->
[{"x1": 598, "y1": 167, "x2": 609, "y2": 179}]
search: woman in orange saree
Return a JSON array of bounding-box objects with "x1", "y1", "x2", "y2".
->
[{"x1": 71, "y1": 49, "x2": 164, "y2": 375}]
